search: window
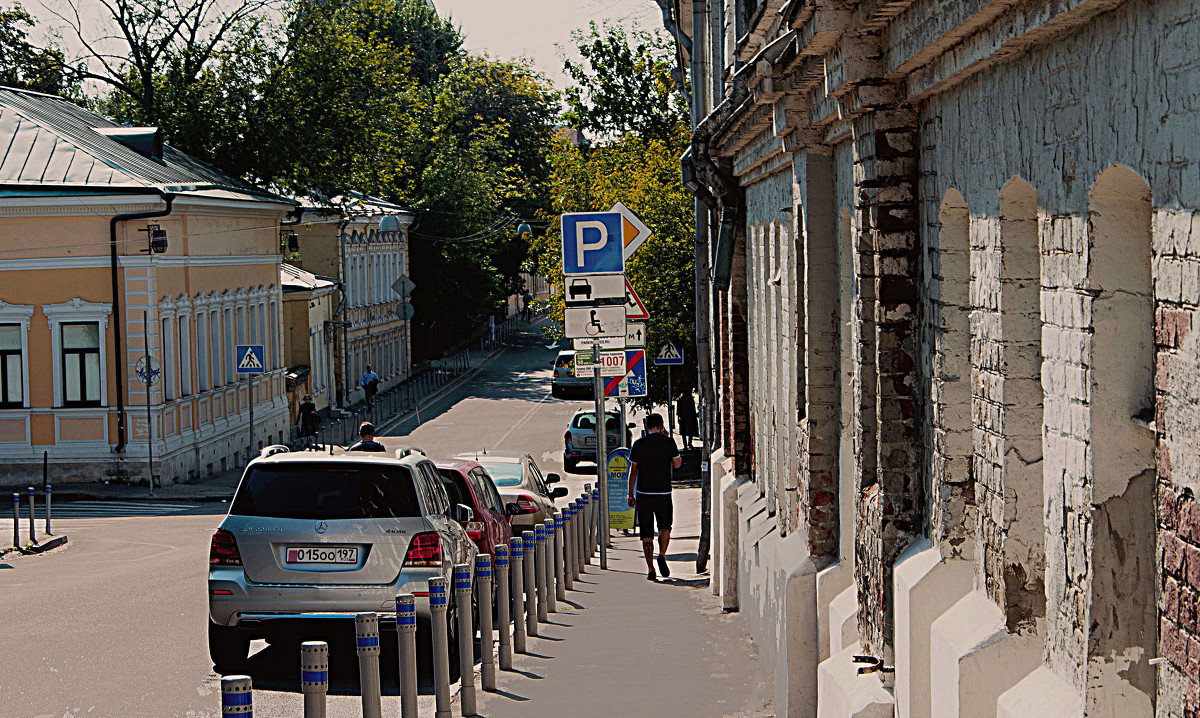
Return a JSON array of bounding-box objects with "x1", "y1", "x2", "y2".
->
[
  {"x1": 62, "y1": 323, "x2": 101, "y2": 406},
  {"x1": 161, "y1": 317, "x2": 175, "y2": 401},
  {"x1": 224, "y1": 307, "x2": 234, "y2": 384},
  {"x1": 269, "y1": 301, "x2": 279, "y2": 368},
  {"x1": 197, "y1": 311, "x2": 209, "y2": 392},
  {"x1": 179, "y1": 314, "x2": 192, "y2": 396},
  {"x1": 0, "y1": 324, "x2": 22, "y2": 407}
]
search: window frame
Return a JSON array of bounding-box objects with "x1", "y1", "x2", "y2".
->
[
  {"x1": 42, "y1": 298, "x2": 111, "y2": 409},
  {"x1": 0, "y1": 309, "x2": 32, "y2": 409},
  {"x1": 60, "y1": 322, "x2": 102, "y2": 408}
]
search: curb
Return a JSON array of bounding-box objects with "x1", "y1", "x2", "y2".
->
[{"x1": 2, "y1": 534, "x2": 68, "y2": 558}]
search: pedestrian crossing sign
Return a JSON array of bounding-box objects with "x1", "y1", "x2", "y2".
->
[
  {"x1": 653, "y1": 342, "x2": 684, "y2": 366},
  {"x1": 236, "y1": 344, "x2": 266, "y2": 374}
]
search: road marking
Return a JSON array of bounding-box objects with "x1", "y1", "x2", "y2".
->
[
  {"x1": 2, "y1": 501, "x2": 196, "y2": 520},
  {"x1": 492, "y1": 388, "x2": 553, "y2": 447}
]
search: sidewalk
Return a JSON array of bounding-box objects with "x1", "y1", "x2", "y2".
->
[{"x1": 462, "y1": 487, "x2": 773, "y2": 718}]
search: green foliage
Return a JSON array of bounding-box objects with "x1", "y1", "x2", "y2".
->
[
  {"x1": 561, "y1": 22, "x2": 689, "y2": 143},
  {"x1": 0, "y1": 3, "x2": 74, "y2": 94}
]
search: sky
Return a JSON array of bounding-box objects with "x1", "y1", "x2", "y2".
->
[{"x1": 434, "y1": 0, "x2": 660, "y2": 89}]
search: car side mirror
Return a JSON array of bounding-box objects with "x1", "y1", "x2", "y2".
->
[
  {"x1": 453, "y1": 504, "x2": 474, "y2": 524},
  {"x1": 505, "y1": 502, "x2": 522, "y2": 516},
  {"x1": 550, "y1": 361, "x2": 557, "y2": 367},
  {"x1": 551, "y1": 486, "x2": 569, "y2": 499},
  {"x1": 545, "y1": 472, "x2": 561, "y2": 485}
]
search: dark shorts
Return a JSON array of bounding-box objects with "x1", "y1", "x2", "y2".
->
[{"x1": 636, "y1": 493, "x2": 673, "y2": 540}]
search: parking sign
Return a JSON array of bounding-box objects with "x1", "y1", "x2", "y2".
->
[{"x1": 561, "y1": 212, "x2": 624, "y2": 275}]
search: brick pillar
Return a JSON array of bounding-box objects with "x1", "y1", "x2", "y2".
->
[{"x1": 728, "y1": 226, "x2": 753, "y2": 477}]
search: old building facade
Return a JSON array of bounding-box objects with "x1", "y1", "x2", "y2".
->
[{"x1": 667, "y1": 0, "x2": 1199, "y2": 715}]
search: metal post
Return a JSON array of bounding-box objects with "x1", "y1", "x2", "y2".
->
[
  {"x1": 509, "y1": 538, "x2": 527, "y2": 653},
  {"x1": 476, "y1": 554, "x2": 496, "y2": 691},
  {"x1": 301, "y1": 640, "x2": 329, "y2": 718},
  {"x1": 581, "y1": 486, "x2": 592, "y2": 566},
  {"x1": 220, "y1": 675, "x2": 253, "y2": 716},
  {"x1": 593, "y1": 488, "x2": 603, "y2": 557},
  {"x1": 395, "y1": 594, "x2": 418, "y2": 718},
  {"x1": 355, "y1": 613, "x2": 382, "y2": 718},
  {"x1": 11, "y1": 493, "x2": 19, "y2": 548},
  {"x1": 570, "y1": 503, "x2": 582, "y2": 578},
  {"x1": 41, "y1": 450, "x2": 47, "y2": 492},
  {"x1": 44, "y1": 484, "x2": 51, "y2": 536},
  {"x1": 27, "y1": 486, "x2": 35, "y2": 543},
  {"x1": 534, "y1": 524, "x2": 549, "y2": 620},
  {"x1": 557, "y1": 512, "x2": 571, "y2": 593},
  {"x1": 494, "y1": 545, "x2": 512, "y2": 670},
  {"x1": 543, "y1": 519, "x2": 557, "y2": 613},
  {"x1": 522, "y1": 530, "x2": 538, "y2": 637},
  {"x1": 453, "y1": 564, "x2": 476, "y2": 717},
  {"x1": 590, "y1": 339, "x2": 608, "y2": 569},
  {"x1": 429, "y1": 577, "x2": 451, "y2": 718},
  {"x1": 144, "y1": 310, "x2": 154, "y2": 494},
  {"x1": 667, "y1": 367, "x2": 675, "y2": 435}
]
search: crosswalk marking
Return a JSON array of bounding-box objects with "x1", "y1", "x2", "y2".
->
[{"x1": 3, "y1": 501, "x2": 197, "y2": 520}]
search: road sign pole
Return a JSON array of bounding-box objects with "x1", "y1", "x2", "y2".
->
[
  {"x1": 593, "y1": 339, "x2": 608, "y2": 570},
  {"x1": 619, "y1": 398, "x2": 628, "y2": 448},
  {"x1": 143, "y1": 310, "x2": 154, "y2": 494},
  {"x1": 248, "y1": 372, "x2": 255, "y2": 463},
  {"x1": 667, "y1": 367, "x2": 674, "y2": 436}
]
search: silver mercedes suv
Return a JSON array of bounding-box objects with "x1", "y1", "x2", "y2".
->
[{"x1": 207, "y1": 446, "x2": 477, "y2": 671}]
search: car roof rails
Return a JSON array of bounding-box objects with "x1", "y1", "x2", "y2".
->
[
  {"x1": 395, "y1": 446, "x2": 427, "y2": 459},
  {"x1": 260, "y1": 445, "x2": 290, "y2": 458}
]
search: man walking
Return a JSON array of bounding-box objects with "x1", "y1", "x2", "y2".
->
[
  {"x1": 360, "y1": 364, "x2": 380, "y2": 408},
  {"x1": 627, "y1": 413, "x2": 682, "y2": 580},
  {"x1": 347, "y1": 422, "x2": 386, "y2": 452}
]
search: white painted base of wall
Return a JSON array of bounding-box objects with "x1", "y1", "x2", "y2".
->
[
  {"x1": 817, "y1": 561, "x2": 853, "y2": 662},
  {"x1": 829, "y1": 584, "x2": 859, "y2": 656},
  {"x1": 929, "y1": 590, "x2": 1041, "y2": 718},
  {"x1": 892, "y1": 538, "x2": 973, "y2": 718},
  {"x1": 710, "y1": 448, "x2": 727, "y2": 598},
  {"x1": 816, "y1": 642, "x2": 896, "y2": 718},
  {"x1": 721, "y1": 464, "x2": 745, "y2": 611},
  {"x1": 997, "y1": 666, "x2": 1083, "y2": 718}
]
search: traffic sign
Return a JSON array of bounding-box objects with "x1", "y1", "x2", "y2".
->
[
  {"x1": 561, "y1": 212, "x2": 624, "y2": 275},
  {"x1": 564, "y1": 274, "x2": 627, "y2": 306},
  {"x1": 391, "y1": 275, "x2": 416, "y2": 298},
  {"x1": 597, "y1": 351, "x2": 626, "y2": 377},
  {"x1": 624, "y1": 278, "x2": 649, "y2": 320},
  {"x1": 134, "y1": 355, "x2": 160, "y2": 386},
  {"x1": 236, "y1": 344, "x2": 266, "y2": 374},
  {"x1": 625, "y1": 322, "x2": 646, "y2": 347},
  {"x1": 572, "y1": 337, "x2": 623, "y2": 351},
  {"x1": 394, "y1": 302, "x2": 415, "y2": 320},
  {"x1": 604, "y1": 349, "x2": 648, "y2": 398},
  {"x1": 611, "y1": 202, "x2": 652, "y2": 260},
  {"x1": 564, "y1": 305, "x2": 626, "y2": 339},
  {"x1": 654, "y1": 342, "x2": 684, "y2": 366}
]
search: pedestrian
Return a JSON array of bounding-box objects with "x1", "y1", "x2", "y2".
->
[
  {"x1": 347, "y1": 422, "x2": 386, "y2": 452},
  {"x1": 677, "y1": 393, "x2": 699, "y2": 447},
  {"x1": 627, "y1": 413, "x2": 681, "y2": 581},
  {"x1": 522, "y1": 291, "x2": 534, "y2": 322},
  {"x1": 296, "y1": 394, "x2": 319, "y2": 449},
  {"x1": 360, "y1": 364, "x2": 380, "y2": 408}
]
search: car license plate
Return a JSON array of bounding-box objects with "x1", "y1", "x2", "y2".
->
[
  {"x1": 584, "y1": 436, "x2": 595, "y2": 446},
  {"x1": 286, "y1": 546, "x2": 358, "y2": 564}
]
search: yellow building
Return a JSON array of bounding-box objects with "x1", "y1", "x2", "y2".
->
[
  {"x1": 0, "y1": 86, "x2": 295, "y2": 485},
  {"x1": 293, "y1": 196, "x2": 415, "y2": 409},
  {"x1": 279, "y1": 262, "x2": 336, "y2": 427}
]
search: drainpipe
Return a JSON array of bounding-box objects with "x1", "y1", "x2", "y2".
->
[{"x1": 111, "y1": 193, "x2": 175, "y2": 453}]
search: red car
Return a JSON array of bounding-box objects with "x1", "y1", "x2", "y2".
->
[{"x1": 434, "y1": 459, "x2": 515, "y2": 556}]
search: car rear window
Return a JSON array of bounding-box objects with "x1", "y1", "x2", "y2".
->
[
  {"x1": 555, "y1": 354, "x2": 573, "y2": 369},
  {"x1": 230, "y1": 463, "x2": 421, "y2": 519},
  {"x1": 478, "y1": 461, "x2": 523, "y2": 487}
]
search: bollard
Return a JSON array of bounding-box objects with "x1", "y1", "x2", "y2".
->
[
  {"x1": 494, "y1": 545, "x2": 512, "y2": 671},
  {"x1": 522, "y1": 530, "x2": 538, "y2": 637},
  {"x1": 543, "y1": 519, "x2": 557, "y2": 613},
  {"x1": 395, "y1": 594, "x2": 419, "y2": 718},
  {"x1": 476, "y1": 554, "x2": 496, "y2": 691},
  {"x1": 454, "y1": 564, "x2": 477, "y2": 717},
  {"x1": 570, "y1": 502, "x2": 582, "y2": 577},
  {"x1": 429, "y1": 577, "x2": 452, "y2": 718},
  {"x1": 562, "y1": 509, "x2": 574, "y2": 590},
  {"x1": 355, "y1": 613, "x2": 383, "y2": 718},
  {"x1": 554, "y1": 514, "x2": 567, "y2": 600},
  {"x1": 534, "y1": 524, "x2": 549, "y2": 620},
  {"x1": 27, "y1": 486, "x2": 35, "y2": 543},
  {"x1": 11, "y1": 493, "x2": 18, "y2": 548},
  {"x1": 509, "y1": 537, "x2": 527, "y2": 653},
  {"x1": 44, "y1": 484, "x2": 51, "y2": 536},
  {"x1": 301, "y1": 640, "x2": 329, "y2": 718},
  {"x1": 581, "y1": 490, "x2": 593, "y2": 565},
  {"x1": 220, "y1": 675, "x2": 253, "y2": 716},
  {"x1": 592, "y1": 488, "x2": 601, "y2": 556}
]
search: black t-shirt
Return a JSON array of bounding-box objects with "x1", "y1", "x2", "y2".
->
[
  {"x1": 347, "y1": 439, "x2": 387, "y2": 452},
  {"x1": 629, "y1": 432, "x2": 679, "y2": 494}
]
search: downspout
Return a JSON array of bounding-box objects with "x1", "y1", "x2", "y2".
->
[{"x1": 111, "y1": 192, "x2": 175, "y2": 453}]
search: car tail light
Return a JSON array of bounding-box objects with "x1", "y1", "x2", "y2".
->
[
  {"x1": 564, "y1": 430, "x2": 571, "y2": 444},
  {"x1": 516, "y1": 494, "x2": 539, "y2": 514},
  {"x1": 403, "y1": 531, "x2": 444, "y2": 568},
  {"x1": 209, "y1": 529, "x2": 242, "y2": 566},
  {"x1": 466, "y1": 522, "x2": 486, "y2": 542},
  {"x1": 211, "y1": 589, "x2": 233, "y2": 595}
]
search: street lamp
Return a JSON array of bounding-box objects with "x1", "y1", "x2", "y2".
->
[
  {"x1": 138, "y1": 224, "x2": 168, "y2": 253},
  {"x1": 517, "y1": 223, "x2": 532, "y2": 237}
]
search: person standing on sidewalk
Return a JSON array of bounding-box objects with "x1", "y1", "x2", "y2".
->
[
  {"x1": 360, "y1": 365, "x2": 380, "y2": 408},
  {"x1": 627, "y1": 413, "x2": 682, "y2": 580},
  {"x1": 296, "y1": 394, "x2": 319, "y2": 449}
]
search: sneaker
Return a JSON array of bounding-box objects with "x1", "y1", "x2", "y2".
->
[
  {"x1": 647, "y1": 569, "x2": 657, "y2": 581},
  {"x1": 657, "y1": 555, "x2": 670, "y2": 578}
]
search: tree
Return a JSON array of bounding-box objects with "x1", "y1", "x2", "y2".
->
[
  {"x1": 0, "y1": 3, "x2": 74, "y2": 94},
  {"x1": 561, "y1": 22, "x2": 689, "y2": 143}
]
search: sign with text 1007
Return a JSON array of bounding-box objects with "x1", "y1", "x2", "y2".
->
[{"x1": 575, "y1": 350, "x2": 625, "y2": 377}]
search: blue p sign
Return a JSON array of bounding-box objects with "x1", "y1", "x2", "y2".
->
[{"x1": 561, "y1": 212, "x2": 624, "y2": 275}]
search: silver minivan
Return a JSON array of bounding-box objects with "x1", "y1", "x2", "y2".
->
[{"x1": 207, "y1": 448, "x2": 477, "y2": 671}]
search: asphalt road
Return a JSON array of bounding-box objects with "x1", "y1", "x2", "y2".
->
[{"x1": 0, "y1": 327, "x2": 625, "y2": 718}]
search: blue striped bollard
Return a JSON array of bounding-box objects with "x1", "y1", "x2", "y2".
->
[
  {"x1": 11, "y1": 493, "x2": 18, "y2": 548},
  {"x1": 554, "y1": 513, "x2": 567, "y2": 600},
  {"x1": 522, "y1": 531, "x2": 538, "y2": 636},
  {"x1": 220, "y1": 675, "x2": 253, "y2": 716},
  {"x1": 534, "y1": 524, "x2": 548, "y2": 621},
  {"x1": 355, "y1": 613, "x2": 382, "y2": 718},
  {"x1": 581, "y1": 491, "x2": 593, "y2": 565},
  {"x1": 510, "y1": 537, "x2": 527, "y2": 653},
  {"x1": 44, "y1": 484, "x2": 51, "y2": 536},
  {"x1": 476, "y1": 554, "x2": 496, "y2": 691},
  {"x1": 562, "y1": 508, "x2": 575, "y2": 589},
  {"x1": 542, "y1": 519, "x2": 557, "y2": 613},
  {"x1": 396, "y1": 594, "x2": 418, "y2": 718},
  {"x1": 301, "y1": 640, "x2": 328, "y2": 718},
  {"x1": 494, "y1": 545, "x2": 512, "y2": 669},
  {"x1": 429, "y1": 577, "x2": 451, "y2": 718},
  {"x1": 26, "y1": 486, "x2": 35, "y2": 544},
  {"x1": 454, "y1": 564, "x2": 477, "y2": 716}
]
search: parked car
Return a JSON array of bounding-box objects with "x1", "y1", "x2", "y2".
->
[
  {"x1": 551, "y1": 349, "x2": 594, "y2": 399},
  {"x1": 455, "y1": 451, "x2": 568, "y2": 536},
  {"x1": 207, "y1": 446, "x2": 477, "y2": 672},
  {"x1": 434, "y1": 458, "x2": 517, "y2": 556},
  {"x1": 563, "y1": 410, "x2": 634, "y2": 472}
]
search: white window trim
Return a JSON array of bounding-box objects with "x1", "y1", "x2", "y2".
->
[
  {"x1": 0, "y1": 300, "x2": 35, "y2": 407},
  {"x1": 42, "y1": 298, "x2": 112, "y2": 407}
]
